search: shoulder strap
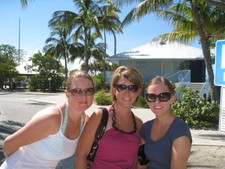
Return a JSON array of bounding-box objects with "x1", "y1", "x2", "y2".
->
[
  {"x1": 61, "y1": 104, "x2": 69, "y2": 134},
  {"x1": 95, "y1": 107, "x2": 108, "y2": 141},
  {"x1": 87, "y1": 108, "x2": 109, "y2": 163}
]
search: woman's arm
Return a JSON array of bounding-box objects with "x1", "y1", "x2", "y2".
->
[
  {"x1": 170, "y1": 136, "x2": 191, "y2": 169},
  {"x1": 75, "y1": 109, "x2": 103, "y2": 169},
  {"x1": 3, "y1": 107, "x2": 61, "y2": 157}
]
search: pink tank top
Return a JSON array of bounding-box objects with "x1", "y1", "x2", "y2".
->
[{"x1": 90, "y1": 127, "x2": 140, "y2": 169}]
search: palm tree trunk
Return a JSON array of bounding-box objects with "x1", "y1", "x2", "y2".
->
[
  {"x1": 190, "y1": 1, "x2": 219, "y2": 102},
  {"x1": 65, "y1": 52, "x2": 68, "y2": 81},
  {"x1": 84, "y1": 28, "x2": 89, "y2": 72},
  {"x1": 103, "y1": 30, "x2": 107, "y2": 87}
]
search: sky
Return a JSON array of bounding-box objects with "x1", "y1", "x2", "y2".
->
[{"x1": 0, "y1": 0, "x2": 201, "y2": 71}]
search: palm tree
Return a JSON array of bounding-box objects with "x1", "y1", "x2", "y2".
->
[
  {"x1": 48, "y1": 0, "x2": 122, "y2": 72},
  {"x1": 188, "y1": 0, "x2": 224, "y2": 102},
  {"x1": 98, "y1": 1, "x2": 123, "y2": 55},
  {"x1": 20, "y1": 0, "x2": 28, "y2": 7},
  {"x1": 48, "y1": 0, "x2": 104, "y2": 72},
  {"x1": 70, "y1": 32, "x2": 109, "y2": 68},
  {"x1": 96, "y1": 1, "x2": 122, "y2": 85},
  {"x1": 20, "y1": 0, "x2": 36, "y2": 8},
  {"x1": 113, "y1": 0, "x2": 224, "y2": 102},
  {"x1": 43, "y1": 27, "x2": 74, "y2": 81},
  {"x1": 153, "y1": 0, "x2": 225, "y2": 102}
]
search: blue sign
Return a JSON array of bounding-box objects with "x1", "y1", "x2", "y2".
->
[{"x1": 215, "y1": 40, "x2": 225, "y2": 86}]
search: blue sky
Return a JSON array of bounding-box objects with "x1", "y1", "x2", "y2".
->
[{"x1": 0, "y1": 0, "x2": 200, "y2": 70}]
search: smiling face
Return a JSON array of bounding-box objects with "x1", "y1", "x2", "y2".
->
[
  {"x1": 110, "y1": 66, "x2": 143, "y2": 102},
  {"x1": 113, "y1": 77, "x2": 141, "y2": 108},
  {"x1": 66, "y1": 78, "x2": 94, "y2": 112},
  {"x1": 146, "y1": 83, "x2": 175, "y2": 117}
]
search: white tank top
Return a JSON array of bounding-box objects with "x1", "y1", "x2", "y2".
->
[{"x1": 0, "y1": 105, "x2": 86, "y2": 169}]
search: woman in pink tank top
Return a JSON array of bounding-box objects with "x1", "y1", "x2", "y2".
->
[{"x1": 75, "y1": 66, "x2": 144, "y2": 169}]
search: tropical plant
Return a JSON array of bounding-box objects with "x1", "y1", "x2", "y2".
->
[
  {"x1": 25, "y1": 51, "x2": 64, "y2": 92},
  {"x1": 133, "y1": 96, "x2": 148, "y2": 108},
  {"x1": 188, "y1": 1, "x2": 222, "y2": 102},
  {"x1": 172, "y1": 88, "x2": 219, "y2": 129},
  {"x1": 43, "y1": 27, "x2": 75, "y2": 81},
  {"x1": 20, "y1": 0, "x2": 28, "y2": 7},
  {"x1": 48, "y1": 0, "x2": 121, "y2": 72},
  {"x1": 152, "y1": 0, "x2": 225, "y2": 102},
  {"x1": 92, "y1": 74, "x2": 106, "y2": 91},
  {"x1": 94, "y1": 90, "x2": 112, "y2": 105},
  {"x1": 113, "y1": 0, "x2": 225, "y2": 102},
  {"x1": 204, "y1": 0, "x2": 225, "y2": 9},
  {"x1": 0, "y1": 44, "x2": 20, "y2": 90},
  {"x1": 70, "y1": 32, "x2": 109, "y2": 68},
  {"x1": 98, "y1": 1, "x2": 122, "y2": 55},
  {"x1": 81, "y1": 60, "x2": 118, "y2": 74},
  {"x1": 48, "y1": 0, "x2": 101, "y2": 72}
]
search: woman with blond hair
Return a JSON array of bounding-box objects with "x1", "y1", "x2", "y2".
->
[
  {"x1": 1, "y1": 70, "x2": 95, "y2": 169},
  {"x1": 76, "y1": 66, "x2": 144, "y2": 169}
]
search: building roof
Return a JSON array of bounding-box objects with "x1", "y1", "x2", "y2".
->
[{"x1": 107, "y1": 41, "x2": 204, "y2": 62}]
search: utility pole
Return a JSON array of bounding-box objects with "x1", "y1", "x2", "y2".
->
[{"x1": 18, "y1": 18, "x2": 21, "y2": 63}]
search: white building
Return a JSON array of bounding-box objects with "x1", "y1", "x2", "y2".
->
[{"x1": 107, "y1": 41, "x2": 205, "y2": 83}]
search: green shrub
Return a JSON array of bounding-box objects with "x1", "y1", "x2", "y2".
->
[
  {"x1": 172, "y1": 88, "x2": 219, "y2": 129},
  {"x1": 133, "y1": 96, "x2": 149, "y2": 108},
  {"x1": 94, "y1": 90, "x2": 112, "y2": 105},
  {"x1": 94, "y1": 91, "x2": 148, "y2": 108},
  {"x1": 93, "y1": 74, "x2": 110, "y2": 91},
  {"x1": 28, "y1": 74, "x2": 64, "y2": 92}
]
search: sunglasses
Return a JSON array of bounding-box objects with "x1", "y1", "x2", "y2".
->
[
  {"x1": 146, "y1": 92, "x2": 172, "y2": 102},
  {"x1": 68, "y1": 88, "x2": 95, "y2": 96},
  {"x1": 114, "y1": 84, "x2": 139, "y2": 92}
]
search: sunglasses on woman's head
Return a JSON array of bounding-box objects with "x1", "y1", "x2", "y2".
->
[
  {"x1": 69, "y1": 88, "x2": 95, "y2": 96},
  {"x1": 146, "y1": 92, "x2": 172, "y2": 102},
  {"x1": 114, "y1": 84, "x2": 139, "y2": 92}
]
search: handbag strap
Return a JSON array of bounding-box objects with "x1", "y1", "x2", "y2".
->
[
  {"x1": 87, "y1": 108, "x2": 109, "y2": 164},
  {"x1": 94, "y1": 107, "x2": 108, "y2": 141}
]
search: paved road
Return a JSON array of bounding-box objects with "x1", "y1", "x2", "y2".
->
[
  {"x1": 0, "y1": 92, "x2": 51, "y2": 123},
  {"x1": 0, "y1": 92, "x2": 225, "y2": 168}
]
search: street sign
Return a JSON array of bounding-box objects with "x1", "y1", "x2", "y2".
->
[
  {"x1": 215, "y1": 40, "x2": 225, "y2": 86},
  {"x1": 219, "y1": 87, "x2": 225, "y2": 132}
]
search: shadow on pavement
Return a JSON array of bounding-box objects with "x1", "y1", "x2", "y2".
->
[
  {"x1": 0, "y1": 120, "x2": 25, "y2": 165},
  {"x1": 0, "y1": 120, "x2": 74, "y2": 168}
]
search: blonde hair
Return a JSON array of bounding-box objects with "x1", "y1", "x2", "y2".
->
[
  {"x1": 66, "y1": 70, "x2": 94, "y2": 90},
  {"x1": 110, "y1": 66, "x2": 143, "y2": 101}
]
